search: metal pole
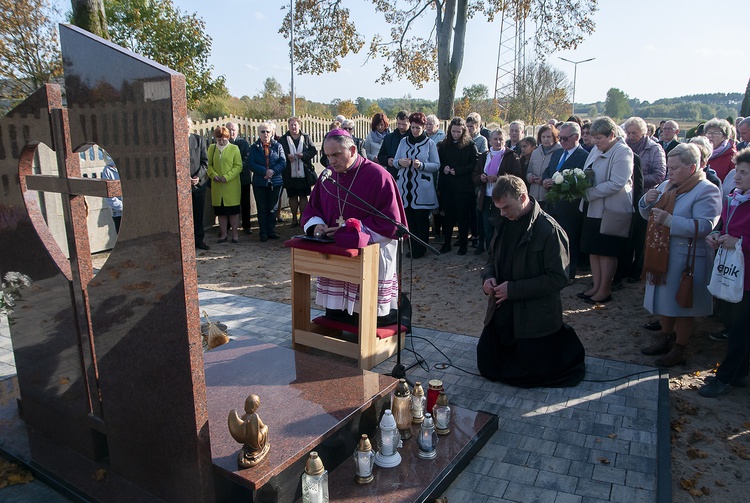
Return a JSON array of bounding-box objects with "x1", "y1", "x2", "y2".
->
[
  {"x1": 558, "y1": 57, "x2": 595, "y2": 116},
  {"x1": 290, "y1": 0, "x2": 296, "y2": 116}
]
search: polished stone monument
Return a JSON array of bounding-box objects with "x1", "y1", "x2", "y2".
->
[{"x1": 0, "y1": 24, "x2": 213, "y2": 501}]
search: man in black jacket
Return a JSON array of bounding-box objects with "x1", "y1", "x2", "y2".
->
[
  {"x1": 189, "y1": 117, "x2": 210, "y2": 250},
  {"x1": 377, "y1": 110, "x2": 409, "y2": 178}
]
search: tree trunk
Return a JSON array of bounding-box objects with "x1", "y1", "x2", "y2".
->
[
  {"x1": 71, "y1": 0, "x2": 109, "y2": 39},
  {"x1": 435, "y1": 0, "x2": 469, "y2": 120}
]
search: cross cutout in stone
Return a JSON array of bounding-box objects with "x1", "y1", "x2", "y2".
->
[{"x1": 20, "y1": 105, "x2": 121, "y2": 419}]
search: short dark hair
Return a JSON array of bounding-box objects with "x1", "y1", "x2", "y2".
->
[
  {"x1": 537, "y1": 125, "x2": 559, "y2": 144},
  {"x1": 734, "y1": 146, "x2": 750, "y2": 166},
  {"x1": 396, "y1": 110, "x2": 409, "y2": 121},
  {"x1": 491, "y1": 175, "x2": 527, "y2": 201}
]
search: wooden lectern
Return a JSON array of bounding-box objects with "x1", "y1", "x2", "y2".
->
[{"x1": 285, "y1": 239, "x2": 405, "y2": 370}]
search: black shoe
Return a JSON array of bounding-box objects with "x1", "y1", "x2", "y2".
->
[
  {"x1": 217, "y1": 237, "x2": 228, "y2": 243},
  {"x1": 277, "y1": 217, "x2": 285, "y2": 223},
  {"x1": 231, "y1": 238, "x2": 240, "y2": 244},
  {"x1": 698, "y1": 379, "x2": 732, "y2": 398},
  {"x1": 457, "y1": 246, "x2": 467, "y2": 255},
  {"x1": 644, "y1": 320, "x2": 662, "y2": 331},
  {"x1": 196, "y1": 242, "x2": 210, "y2": 250},
  {"x1": 260, "y1": 235, "x2": 268, "y2": 242},
  {"x1": 268, "y1": 233, "x2": 280, "y2": 239},
  {"x1": 705, "y1": 375, "x2": 748, "y2": 388},
  {"x1": 439, "y1": 245, "x2": 452, "y2": 254},
  {"x1": 582, "y1": 295, "x2": 612, "y2": 304},
  {"x1": 576, "y1": 292, "x2": 593, "y2": 299},
  {"x1": 709, "y1": 330, "x2": 729, "y2": 342},
  {"x1": 244, "y1": 228, "x2": 253, "y2": 235}
]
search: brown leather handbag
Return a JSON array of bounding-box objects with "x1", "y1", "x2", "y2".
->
[{"x1": 675, "y1": 221, "x2": 699, "y2": 308}]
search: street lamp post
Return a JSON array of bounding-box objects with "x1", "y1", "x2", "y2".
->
[
  {"x1": 558, "y1": 57, "x2": 595, "y2": 116},
  {"x1": 290, "y1": 0, "x2": 296, "y2": 116}
]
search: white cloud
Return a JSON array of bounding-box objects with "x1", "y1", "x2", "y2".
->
[{"x1": 244, "y1": 64, "x2": 257, "y2": 71}]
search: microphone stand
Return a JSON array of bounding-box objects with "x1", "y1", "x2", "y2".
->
[{"x1": 321, "y1": 172, "x2": 439, "y2": 381}]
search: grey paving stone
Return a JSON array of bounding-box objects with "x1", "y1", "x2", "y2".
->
[
  {"x1": 542, "y1": 426, "x2": 587, "y2": 447},
  {"x1": 453, "y1": 470, "x2": 485, "y2": 491},
  {"x1": 555, "y1": 493, "x2": 583, "y2": 503},
  {"x1": 475, "y1": 477, "x2": 509, "y2": 497},
  {"x1": 575, "y1": 479, "x2": 613, "y2": 500},
  {"x1": 584, "y1": 435, "x2": 630, "y2": 454},
  {"x1": 625, "y1": 470, "x2": 656, "y2": 490},
  {"x1": 526, "y1": 452, "x2": 571, "y2": 475},
  {"x1": 502, "y1": 448, "x2": 531, "y2": 466},
  {"x1": 591, "y1": 464, "x2": 627, "y2": 485},
  {"x1": 554, "y1": 443, "x2": 591, "y2": 461},
  {"x1": 534, "y1": 469, "x2": 578, "y2": 493},
  {"x1": 487, "y1": 462, "x2": 540, "y2": 485},
  {"x1": 503, "y1": 481, "x2": 558, "y2": 503},
  {"x1": 465, "y1": 455, "x2": 495, "y2": 476},
  {"x1": 593, "y1": 411, "x2": 623, "y2": 427},
  {"x1": 568, "y1": 460, "x2": 594, "y2": 479},
  {"x1": 610, "y1": 483, "x2": 654, "y2": 503},
  {"x1": 442, "y1": 487, "x2": 489, "y2": 503},
  {"x1": 628, "y1": 441, "x2": 657, "y2": 458},
  {"x1": 518, "y1": 435, "x2": 558, "y2": 456},
  {"x1": 614, "y1": 453, "x2": 656, "y2": 473}
]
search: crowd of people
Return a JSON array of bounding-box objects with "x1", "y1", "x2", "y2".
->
[{"x1": 185, "y1": 111, "x2": 750, "y2": 392}]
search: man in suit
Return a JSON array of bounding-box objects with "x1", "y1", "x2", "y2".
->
[
  {"x1": 660, "y1": 120, "x2": 680, "y2": 155},
  {"x1": 737, "y1": 117, "x2": 750, "y2": 151},
  {"x1": 542, "y1": 121, "x2": 588, "y2": 281},
  {"x1": 189, "y1": 117, "x2": 210, "y2": 250}
]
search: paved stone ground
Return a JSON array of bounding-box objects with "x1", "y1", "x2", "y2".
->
[{"x1": 0, "y1": 291, "x2": 668, "y2": 502}]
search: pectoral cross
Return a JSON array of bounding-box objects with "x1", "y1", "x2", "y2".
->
[{"x1": 336, "y1": 215, "x2": 346, "y2": 227}]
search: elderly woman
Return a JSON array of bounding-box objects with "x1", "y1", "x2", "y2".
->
[
  {"x1": 364, "y1": 113, "x2": 389, "y2": 162},
  {"x1": 704, "y1": 118, "x2": 737, "y2": 182},
  {"x1": 249, "y1": 122, "x2": 285, "y2": 242},
  {"x1": 581, "y1": 122, "x2": 594, "y2": 152},
  {"x1": 437, "y1": 117, "x2": 479, "y2": 255},
  {"x1": 341, "y1": 119, "x2": 366, "y2": 157},
  {"x1": 578, "y1": 117, "x2": 634, "y2": 304},
  {"x1": 394, "y1": 111, "x2": 440, "y2": 258},
  {"x1": 638, "y1": 144, "x2": 722, "y2": 366},
  {"x1": 208, "y1": 126, "x2": 243, "y2": 243},
  {"x1": 527, "y1": 125, "x2": 561, "y2": 207},
  {"x1": 700, "y1": 149, "x2": 750, "y2": 395},
  {"x1": 689, "y1": 136, "x2": 722, "y2": 190},
  {"x1": 425, "y1": 114, "x2": 445, "y2": 144},
  {"x1": 472, "y1": 128, "x2": 521, "y2": 254},
  {"x1": 281, "y1": 117, "x2": 318, "y2": 227}
]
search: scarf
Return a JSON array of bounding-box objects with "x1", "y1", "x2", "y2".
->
[
  {"x1": 642, "y1": 169, "x2": 705, "y2": 284},
  {"x1": 626, "y1": 135, "x2": 648, "y2": 157},
  {"x1": 407, "y1": 132, "x2": 427, "y2": 145},
  {"x1": 485, "y1": 147, "x2": 506, "y2": 177},
  {"x1": 370, "y1": 129, "x2": 387, "y2": 143},
  {"x1": 286, "y1": 134, "x2": 304, "y2": 178},
  {"x1": 709, "y1": 140, "x2": 730, "y2": 160}
]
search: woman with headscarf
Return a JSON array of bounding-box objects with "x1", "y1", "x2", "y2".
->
[
  {"x1": 207, "y1": 126, "x2": 243, "y2": 243},
  {"x1": 249, "y1": 122, "x2": 285, "y2": 242},
  {"x1": 393, "y1": 112, "x2": 440, "y2": 258},
  {"x1": 437, "y1": 117, "x2": 479, "y2": 255},
  {"x1": 639, "y1": 143, "x2": 722, "y2": 367},
  {"x1": 280, "y1": 117, "x2": 318, "y2": 227}
]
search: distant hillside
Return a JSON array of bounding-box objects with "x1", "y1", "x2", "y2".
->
[{"x1": 580, "y1": 92, "x2": 742, "y2": 121}]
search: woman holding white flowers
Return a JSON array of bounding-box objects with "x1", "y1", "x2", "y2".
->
[
  {"x1": 543, "y1": 121, "x2": 590, "y2": 280},
  {"x1": 578, "y1": 117, "x2": 634, "y2": 304}
]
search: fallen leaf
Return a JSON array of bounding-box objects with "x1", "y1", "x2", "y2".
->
[
  {"x1": 92, "y1": 469, "x2": 107, "y2": 481},
  {"x1": 715, "y1": 480, "x2": 725, "y2": 487},
  {"x1": 58, "y1": 377, "x2": 70, "y2": 385},
  {"x1": 686, "y1": 448, "x2": 709, "y2": 460},
  {"x1": 689, "y1": 488, "x2": 703, "y2": 497},
  {"x1": 597, "y1": 457, "x2": 610, "y2": 464},
  {"x1": 681, "y1": 479, "x2": 696, "y2": 489},
  {"x1": 742, "y1": 422, "x2": 750, "y2": 429},
  {"x1": 701, "y1": 486, "x2": 710, "y2": 495},
  {"x1": 607, "y1": 433, "x2": 617, "y2": 439}
]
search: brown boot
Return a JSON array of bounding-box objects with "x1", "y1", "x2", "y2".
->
[
  {"x1": 655, "y1": 343, "x2": 686, "y2": 367},
  {"x1": 641, "y1": 333, "x2": 675, "y2": 355}
]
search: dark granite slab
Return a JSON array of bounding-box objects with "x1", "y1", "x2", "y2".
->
[
  {"x1": 203, "y1": 337, "x2": 398, "y2": 491},
  {"x1": 320, "y1": 406, "x2": 498, "y2": 502}
]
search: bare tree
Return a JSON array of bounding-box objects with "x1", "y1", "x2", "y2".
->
[{"x1": 507, "y1": 62, "x2": 570, "y2": 125}]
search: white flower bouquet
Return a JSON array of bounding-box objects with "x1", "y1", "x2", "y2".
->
[
  {"x1": 546, "y1": 168, "x2": 591, "y2": 204},
  {"x1": 1, "y1": 272, "x2": 32, "y2": 318}
]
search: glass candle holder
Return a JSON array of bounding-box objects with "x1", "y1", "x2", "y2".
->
[
  {"x1": 374, "y1": 409, "x2": 402, "y2": 468},
  {"x1": 391, "y1": 379, "x2": 413, "y2": 440},
  {"x1": 416, "y1": 413, "x2": 439, "y2": 459},
  {"x1": 411, "y1": 381, "x2": 426, "y2": 424},
  {"x1": 433, "y1": 391, "x2": 452, "y2": 435},
  {"x1": 302, "y1": 451, "x2": 329, "y2": 503},
  {"x1": 352, "y1": 434, "x2": 375, "y2": 484}
]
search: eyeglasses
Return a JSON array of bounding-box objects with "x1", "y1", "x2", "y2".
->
[
  {"x1": 342, "y1": 127, "x2": 353, "y2": 131},
  {"x1": 558, "y1": 135, "x2": 576, "y2": 142},
  {"x1": 705, "y1": 131, "x2": 725, "y2": 137},
  {"x1": 259, "y1": 130, "x2": 271, "y2": 133}
]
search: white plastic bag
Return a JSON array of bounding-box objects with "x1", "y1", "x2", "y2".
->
[{"x1": 708, "y1": 238, "x2": 744, "y2": 303}]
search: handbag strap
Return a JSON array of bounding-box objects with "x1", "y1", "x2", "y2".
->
[{"x1": 685, "y1": 220, "x2": 699, "y2": 274}]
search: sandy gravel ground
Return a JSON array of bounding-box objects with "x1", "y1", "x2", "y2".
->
[{"x1": 189, "y1": 212, "x2": 749, "y2": 502}]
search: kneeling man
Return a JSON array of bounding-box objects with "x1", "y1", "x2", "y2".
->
[{"x1": 478, "y1": 175, "x2": 585, "y2": 387}]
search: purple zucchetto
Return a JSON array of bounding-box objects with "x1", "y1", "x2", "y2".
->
[{"x1": 325, "y1": 128, "x2": 352, "y2": 138}]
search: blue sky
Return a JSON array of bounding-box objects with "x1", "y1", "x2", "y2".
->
[{"x1": 56, "y1": 0, "x2": 747, "y2": 105}]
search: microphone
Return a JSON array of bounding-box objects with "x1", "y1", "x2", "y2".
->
[{"x1": 319, "y1": 168, "x2": 332, "y2": 182}]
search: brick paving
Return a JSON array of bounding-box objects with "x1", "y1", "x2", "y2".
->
[{"x1": 0, "y1": 291, "x2": 668, "y2": 502}]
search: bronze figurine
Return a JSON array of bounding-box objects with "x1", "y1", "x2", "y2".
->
[{"x1": 228, "y1": 394, "x2": 270, "y2": 468}]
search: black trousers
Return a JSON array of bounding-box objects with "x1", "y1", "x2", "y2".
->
[
  {"x1": 405, "y1": 207, "x2": 430, "y2": 257},
  {"x1": 716, "y1": 290, "x2": 750, "y2": 384},
  {"x1": 254, "y1": 184, "x2": 282, "y2": 237},
  {"x1": 443, "y1": 191, "x2": 474, "y2": 247},
  {"x1": 240, "y1": 183, "x2": 252, "y2": 229},
  {"x1": 191, "y1": 187, "x2": 206, "y2": 245}
]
